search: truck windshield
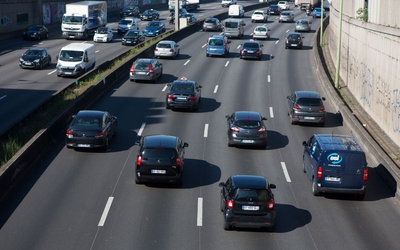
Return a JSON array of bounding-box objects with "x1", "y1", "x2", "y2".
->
[
  {"x1": 62, "y1": 15, "x2": 83, "y2": 24},
  {"x1": 59, "y1": 50, "x2": 84, "y2": 62}
]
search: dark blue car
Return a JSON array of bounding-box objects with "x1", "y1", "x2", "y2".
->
[{"x1": 144, "y1": 21, "x2": 166, "y2": 37}]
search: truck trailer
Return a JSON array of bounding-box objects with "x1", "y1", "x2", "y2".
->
[
  {"x1": 62, "y1": 1, "x2": 107, "y2": 40},
  {"x1": 169, "y1": 0, "x2": 200, "y2": 12}
]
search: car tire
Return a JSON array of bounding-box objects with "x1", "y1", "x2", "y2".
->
[
  {"x1": 206, "y1": 54, "x2": 209, "y2": 57},
  {"x1": 113, "y1": 124, "x2": 117, "y2": 137},
  {"x1": 267, "y1": 225, "x2": 276, "y2": 232},
  {"x1": 312, "y1": 178, "x2": 320, "y2": 196},
  {"x1": 290, "y1": 114, "x2": 296, "y2": 124},
  {"x1": 227, "y1": 138, "x2": 233, "y2": 147},
  {"x1": 285, "y1": 46, "x2": 288, "y2": 49},
  {"x1": 320, "y1": 122, "x2": 325, "y2": 127},
  {"x1": 38, "y1": 62, "x2": 43, "y2": 70},
  {"x1": 357, "y1": 192, "x2": 366, "y2": 200},
  {"x1": 135, "y1": 177, "x2": 143, "y2": 184},
  {"x1": 223, "y1": 222, "x2": 232, "y2": 231},
  {"x1": 166, "y1": 104, "x2": 171, "y2": 109},
  {"x1": 302, "y1": 158, "x2": 306, "y2": 173},
  {"x1": 46, "y1": 33, "x2": 49, "y2": 39},
  {"x1": 103, "y1": 136, "x2": 109, "y2": 151}
]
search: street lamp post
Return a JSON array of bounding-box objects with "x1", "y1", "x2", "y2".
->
[
  {"x1": 335, "y1": 0, "x2": 344, "y2": 89},
  {"x1": 320, "y1": 0, "x2": 323, "y2": 46}
]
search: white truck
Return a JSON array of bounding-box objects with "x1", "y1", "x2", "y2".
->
[
  {"x1": 61, "y1": 1, "x2": 107, "y2": 40},
  {"x1": 169, "y1": 0, "x2": 200, "y2": 12}
]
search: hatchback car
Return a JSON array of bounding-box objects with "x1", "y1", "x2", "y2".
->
[
  {"x1": 226, "y1": 111, "x2": 268, "y2": 148},
  {"x1": 19, "y1": 47, "x2": 51, "y2": 69},
  {"x1": 219, "y1": 175, "x2": 277, "y2": 231},
  {"x1": 295, "y1": 19, "x2": 312, "y2": 32},
  {"x1": 93, "y1": 26, "x2": 113, "y2": 43},
  {"x1": 267, "y1": 5, "x2": 281, "y2": 15},
  {"x1": 251, "y1": 10, "x2": 268, "y2": 23},
  {"x1": 135, "y1": 135, "x2": 188, "y2": 186},
  {"x1": 279, "y1": 11, "x2": 294, "y2": 23},
  {"x1": 154, "y1": 40, "x2": 180, "y2": 59},
  {"x1": 140, "y1": 9, "x2": 160, "y2": 21},
  {"x1": 285, "y1": 32, "x2": 303, "y2": 49},
  {"x1": 252, "y1": 25, "x2": 271, "y2": 40},
  {"x1": 22, "y1": 24, "x2": 49, "y2": 40},
  {"x1": 221, "y1": 0, "x2": 237, "y2": 7},
  {"x1": 287, "y1": 91, "x2": 326, "y2": 126},
  {"x1": 166, "y1": 77, "x2": 202, "y2": 111},
  {"x1": 183, "y1": 13, "x2": 197, "y2": 23},
  {"x1": 313, "y1": 8, "x2": 326, "y2": 18},
  {"x1": 206, "y1": 35, "x2": 230, "y2": 57},
  {"x1": 202, "y1": 17, "x2": 222, "y2": 31},
  {"x1": 120, "y1": 6, "x2": 140, "y2": 18},
  {"x1": 122, "y1": 30, "x2": 145, "y2": 46},
  {"x1": 66, "y1": 110, "x2": 117, "y2": 150},
  {"x1": 129, "y1": 58, "x2": 163, "y2": 83},
  {"x1": 240, "y1": 41, "x2": 263, "y2": 60},
  {"x1": 277, "y1": 1, "x2": 290, "y2": 10},
  {"x1": 144, "y1": 21, "x2": 166, "y2": 37}
]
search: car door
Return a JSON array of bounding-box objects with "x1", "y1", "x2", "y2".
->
[
  {"x1": 153, "y1": 60, "x2": 162, "y2": 77},
  {"x1": 174, "y1": 42, "x2": 180, "y2": 55},
  {"x1": 220, "y1": 177, "x2": 233, "y2": 210}
]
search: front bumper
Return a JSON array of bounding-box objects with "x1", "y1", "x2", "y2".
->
[
  {"x1": 57, "y1": 67, "x2": 85, "y2": 77},
  {"x1": 19, "y1": 61, "x2": 41, "y2": 69},
  {"x1": 62, "y1": 31, "x2": 85, "y2": 39}
]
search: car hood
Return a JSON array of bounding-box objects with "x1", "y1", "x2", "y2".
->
[
  {"x1": 124, "y1": 35, "x2": 140, "y2": 39},
  {"x1": 21, "y1": 55, "x2": 41, "y2": 61},
  {"x1": 145, "y1": 27, "x2": 160, "y2": 31}
]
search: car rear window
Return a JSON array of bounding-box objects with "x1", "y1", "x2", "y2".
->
[
  {"x1": 281, "y1": 12, "x2": 290, "y2": 16},
  {"x1": 157, "y1": 43, "x2": 171, "y2": 48},
  {"x1": 288, "y1": 34, "x2": 301, "y2": 41},
  {"x1": 171, "y1": 84, "x2": 194, "y2": 92},
  {"x1": 134, "y1": 62, "x2": 150, "y2": 70},
  {"x1": 243, "y1": 43, "x2": 259, "y2": 49},
  {"x1": 142, "y1": 148, "x2": 177, "y2": 160},
  {"x1": 225, "y1": 22, "x2": 238, "y2": 28},
  {"x1": 235, "y1": 120, "x2": 261, "y2": 128},
  {"x1": 297, "y1": 98, "x2": 323, "y2": 106},
  {"x1": 72, "y1": 117, "x2": 101, "y2": 127},
  {"x1": 205, "y1": 19, "x2": 216, "y2": 24},
  {"x1": 255, "y1": 27, "x2": 266, "y2": 31},
  {"x1": 233, "y1": 189, "x2": 269, "y2": 202},
  {"x1": 208, "y1": 39, "x2": 224, "y2": 46},
  {"x1": 253, "y1": 11, "x2": 263, "y2": 15}
]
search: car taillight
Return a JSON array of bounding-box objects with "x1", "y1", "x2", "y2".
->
[
  {"x1": 95, "y1": 131, "x2": 104, "y2": 138},
  {"x1": 176, "y1": 157, "x2": 182, "y2": 167},
  {"x1": 286, "y1": 38, "x2": 289, "y2": 43},
  {"x1": 317, "y1": 166, "x2": 323, "y2": 179},
  {"x1": 188, "y1": 95, "x2": 196, "y2": 100},
  {"x1": 267, "y1": 200, "x2": 275, "y2": 210},
  {"x1": 320, "y1": 105, "x2": 325, "y2": 111},
  {"x1": 256, "y1": 49, "x2": 261, "y2": 54},
  {"x1": 231, "y1": 127, "x2": 240, "y2": 133},
  {"x1": 363, "y1": 169, "x2": 368, "y2": 181},
  {"x1": 226, "y1": 199, "x2": 234, "y2": 209},
  {"x1": 257, "y1": 127, "x2": 266, "y2": 134},
  {"x1": 149, "y1": 64, "x2": 154, "y2": 74},
  {"x1": 155, "y1": 48, "x2": 159, "y2": 51},
  {"x1": 136, "y1": 155, "x2": 142, "y2": 166},
  {"x1": 167, "y1": 94, "x2": 175, "y2": 99},
  {"x1": 294, "y1": 104, "x2": 301, "y2": 110},
  {"x1": 66, "y1": 129, "x2": 72, "y2": 136},
  {"x1": 170, "y1": 49, "x2": 174, "y2": 52},
  {"x1": 240, "y1": 49, "x2": 244, "y2": 54},
  {"x1": 130, "y1": 64, "x2": 135, "y2": 73}
]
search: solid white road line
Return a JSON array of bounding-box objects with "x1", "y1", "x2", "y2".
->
[
  {"x1": 197, "y1": 197, "x2": 203, "y2": 226},
  {"x1": 225, "y1": 61, "x2": 229, "y2": 67},
  {"x1": 48, "y1": 70, "x2": 56, "y2": 75},
  {"x1": 0, "y1": 95, "x2": 7, "y2": 100},
  {"x1": 204, "y1": 124, "x2": 209, "y2": 137},
  {"x1": 281, "y1": 162, "x2": 292, "y2": 182},
  {"x1": 184, "y1": 60, "x2": 190, "y2": 65},
  {"x1": 138, "y1": 123, "x2": 146, "y2": 136},
  {"x1": 213, "y1": 85, "x2": 219, "y2": 93},
  {"x1": 269, "y1": 107, "x2": 274, "y2": 118},
  {"x1": 268, "y1": 75, "x2": 271, "y2": 82},
  {"x1": 162, "y1": 84, "x2": 168, "y2": 92},
  {"x1": 98, "y1": 197, "x2": 114, "y2": 226}
]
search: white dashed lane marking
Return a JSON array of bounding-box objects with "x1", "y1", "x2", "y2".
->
[
  {"x1": 98, "y1": 197, "x2": 114, "y2": 226},
  {"x1": 204, "y1": 124, "x2": 209, "y2": 137},
  {"x1": 197, "y1": 197, "x2": 203, "y2": 226},
  {"x1": 281, "y1": 162, "x2": 292, "y2": 182}
]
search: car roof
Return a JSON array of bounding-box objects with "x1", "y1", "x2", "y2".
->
[
  {"x1": 143, "y1": 135, "x2": 179, "y2": 148},
  {"x1": 158, "y1": 40, "x2": 174, "y2": 44},
  {"x1": 294, "y1": 91, "x2": 321, "y2": 99},
  {"x1": 27, "y1": 47, "x2": 46, "y2": 51},
  {"x1": 287, "y1": 32, "x2": 301, "y2": 36},
  {"x1": 234, "y1": 111, "x2": 262, "y2": 120},
  {"x1": 297, "y1": 19, "x2": 310, "y2": 22},
  {"x1": 231, "y1": 175, "x2": 268, "y2": 189},
  {"x1": 76, "y1": 110, "x2": 106, "y2": 118},
  {"x1": 135, "y1": 58, "x2": 154, "y2": 63},
  {"x1": 172, "y1": 79, "x2": 196, "y2": 85},
  {"x1": 243, "y1": 41, "x2": 260, "y2": 46},
  {"x1": 313, "y1": 134, "x2": 364, "y2": 152},
  {"x1": 209, "y1": 35, "x2": 225, "y2": 40}
]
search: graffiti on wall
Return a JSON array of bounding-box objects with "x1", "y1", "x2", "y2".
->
[
  {"x1": 359, "y1": 62, "x2": 374, "y2": 107},
  {"x1": 375, "y1": 76, "x2": 391, "y2": 111},
  {"x1": 1, "y1": 16, "x2": 12, "y2": 26},
  {"x1": 107, "y1": 0, "x2": 125, "y2": 9},
  {"x1": 42, "y1": 2, "x2": 65, "y2": 24},
  {"x1": 392, "y1": 89, "x2": 400, "y2": 133}
]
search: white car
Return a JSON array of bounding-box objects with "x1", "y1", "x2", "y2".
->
[
  {"x1": 278, "y1": 1, "x2": 290, "y2": 10},
  {"x1": 154, "y1": 40, "x2": 180, "y2": 59},
  {"x1": 252, "y1": 25, "x2": 271, "y2": 40},
  {"x1": 251, "y1": 10, "x2": 268, "y2": 23},
  {"x1": 221, "y1": 0, "x2": 237, "y2": 8},
  {"x1": 93, "y1": 27, "x2": 113, "y2": 43}
]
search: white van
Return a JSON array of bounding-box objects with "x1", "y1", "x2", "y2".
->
[
  {"x1": 56, "y1": 43, "x2": 96, "y2": 77},
  {"x1": 228, "y1": 5, "x2": 244, "y2": 18}
]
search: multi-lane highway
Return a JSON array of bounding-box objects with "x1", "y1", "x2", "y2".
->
[{"x1": 1, "y1": 2, "x2": 400, "y2": 250}]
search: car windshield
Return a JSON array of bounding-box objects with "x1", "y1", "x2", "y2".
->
[
  {"x1": 141, "y1": 148, "x2": 176, "y2": 160},
  {"x1": 143, "y1": 10, "x2": 153, "y2": 14},
  {"x1": 24, "y1": 50, "x2": 41, "y2": 56},
  {"x1": 119, "y1": 20, "x2": 132, "y2": 25},
  {"x1": 234, "y1": 120, "x2": 261, "y2": 129},
  {"x1": 72, "y1": 117, "x2": 101, "y2": 127},
  {"x1": 63, "y1": 15, "x2": 83, "y2": 24},
  {"x1": 59, "y1": 50, "x2": 83, "y2": 62},
  {"x1": 97, "y1": 28, "x2": 108, "y2": 34},
  {"x1": 157, "y1": 43, "x2": 172, "y2": 48},
  {"x1": 27, "y1": 25, "x2": 40, "y2": 31},
  {"x1": 148, "y1": 22, "x2": 160, "y2": 27},
  {"x1": 297, "y1": 98, "x2": 323, "y2": 106},
  {"x1": 123, "y1": 7, "x2": 135, "y2": 12},
  {"x1": 224, "y1": 22, "x2": 238, "y2": 28},
  {"x1": 171, "y1": 84, "x2": 194, "y2": 92},
  {"x1": 126, "y1": 31, "x2": 139, "y2": 36},
  {"x1": 134, "y1": 62, "x2": 150, "y2": 70},
  {"x1": 208, "y1": 39, "x2": 224, "y2": 46},
  {"x1": 233, "y1": 188, "x2": 269, "y2": 202},
  {"x1": 243, "y1": 43, "x2": 259, "y2": 49}
]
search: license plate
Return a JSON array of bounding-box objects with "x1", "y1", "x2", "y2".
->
[
  {"x1": 69, "y1": 36, "x2": 74, "y2": 38},
  {"x1": 207, "y1": 26, "x2": 212, "y2": 28},
  {"x1": 161, "y1": 53, "x2": 168, "y2": 55},
  {"x1": 325, "y1": 176, "x2": 340, "y2": 182},
  {"x1": 304, "y1": 117, "x2": 315, "y2": 120},
  {"x1": 177, "y1": 97, "x2": 187, "y2": 100},
  {"x1": 151, "y1": 169, "x2": 166, "y2": 174},
  {"x1": 126, "y1": 41, "x2": 132, "y2": 43},
  {"x1": 64, "y1": 72, "x2": 72, "y2": 75},
  {"x1": 248, "y1": 51, "x2": 254, "y2": 53},
  {"x1": 242, "y1": 206, "x2": 259, "y2": 211},
  {"x1": 241, "y1": 140, "x2": 254, "y2": 143},
  {"x1": 225, "y1": 32, "x2": 230, "y2": 35},
  {"x1": 77, "y1": 144, "x2": 90, "y2": 147},
  {"x1": 291, "y1": 44, "x2": 297, "y2": 47},
  {"x1": 136, "y1": 72, "x2": 146, "y2": 75},
  {"x1": 25, "y1": 62, "x2": 32, "y2": 65}
]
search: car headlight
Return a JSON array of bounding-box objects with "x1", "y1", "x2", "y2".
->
[
  {"x1": 122, "y1": 38, "x2": 126, "y2": 41},
  {"x1": 34, "y1": 59, "x2": 40, "y2": 63},
  {"x1": 19, "y1": 58, "x2": 24, "y2": 62},
  {"x1": 75, "y1": 63, "x2": 83, "y2": 69}
]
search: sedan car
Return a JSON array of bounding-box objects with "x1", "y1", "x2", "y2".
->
[
  {"x1": 22, "y1": 24, "x2": 49, "y2": 40},
  {"x1": 287, "y1": 91, "x2": 326, "y2": 126},
  {"x1": 129, "y1": 58, "x2": 163, "y2": 83},
  {"x1": 279, "y1": 11, "x2": 295, "y2": 23},
  {"x1": 313, "y1": 8, "x2": 326, "y2": 18},
  {"x1": 93, "y1": 26, "x2": 113, "y2": 42},
  {"x1": 285, "y1": 32, "x2": 303, "y2": 49},
  {"x1": 140, "y1": 9, "x2": 160, "y2": 21},
  {"x1": 295, "y1": 19, "x2": 312, "y2": 32},
  {"x1": 219, "y1": 175, "x2": 277, "y2": 231},
  {"x1": 226, "y1": 111, "x2": 268, "y2": 148},
  {"x1": 251, "y1": 10, "x2": 268, "y2": 23},
  {"x1": 121, "y1": 30, "x2": 145, "y2": 46},
  {"x1": 19, "y1": 47, "x2": 51, "y2": 69},
  {"x1": 183, "y1": 13, "x2": 197, "y2": 23},
  {"x1": 120, "y1": 6, "x2": 140, "y2": 18},
  {"x1": 144, "y1": 21, "x2": 166, "y2": 37},
  {"x1": 267, "y1": 5, "x2": 281, "y2": 15},
  {"x1": 239, "y1": 41, "x2": 263, "y2": 60},
  {"x1": 154, "y1": 40, "x2": 180, "y2": 59},
  {"x1": 65, "y1": 110, "x2": 117, "y2": 150},
  {"x1": 166, "y1": 77, "x2": 202, "y2": 111},
  {"x1": 202, "y1": 17, "x2": 222, "y2": 31},
  {"x1": 252, "y1": 25, "x2": 271, "y2": 40}
]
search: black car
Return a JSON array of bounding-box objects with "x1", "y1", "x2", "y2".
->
[
  {"x1": 135, "y1": 135, "x2": 189, "y2": 186},
  {"x1": 219, "y1": 175, "x2": 277, "y2": 231},
  {"x1": 140, "y1": 9, "x2": 160, "y2": 21},
  {"x1": 226, "y1": 111, "x2": 268, "y2": 148},
  {"x1": 285, "y1": 32, "x2": 304, "y2": 49},
  {"x1": 120, "y1": 6, "x2": 140, "y2": 18},
  {"x1": 287, "y1": 90, "x2": 326, "y2": 126},
  {"x1": 240, "y1": 41, "x2": 263, "y2": 60},
  {"x1": 267, "y1": 5, "x2": 281, "y2": 15},
  {"x1": 166, "y1": 77, "x2": 202, "y2": 111},
  {"x1": 22, "y1": 24, "x2": 49, "y2": 40},
  {"x1": 66, "y1": 110, "x2": 117, "y2": 150},
  {"x1": 121, "y1": 30, "x2": 145, "y2": 46},
  {"x1": 19, "y1": 47, "x2": 51, "y2": 69}
]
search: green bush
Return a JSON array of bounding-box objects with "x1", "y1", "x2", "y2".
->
[{"x1": 356, "y1": 8, "x2": 368, "y2": 22}]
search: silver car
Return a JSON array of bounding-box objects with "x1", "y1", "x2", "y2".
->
[
  {"x1": 154, "y1": 40, "x2": 180, "y2": 59},
  {"x1": 252, "y1": 25, "x2": 271, "y2": 40},
  {"x1": 129, "y1": 58, "x2": 163, "y2": 83},
  {"x1": 295, "y1": 19, "x2": 312, "y2": 32},
  {"x1": 287, "y1": 91, "x2": 326, "y2": 126},
  {"x1": 279, "y1": 11, "x2": 295, "y2": 23}
]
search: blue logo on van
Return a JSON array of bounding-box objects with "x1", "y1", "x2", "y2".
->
[{"x1": 327, "y1": 153, "x2": 343, "y2": 164}]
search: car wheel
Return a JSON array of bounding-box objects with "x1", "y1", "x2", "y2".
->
[
  {"x1": 46, "y1": 33, "x2": 49, "y2": 39},
  {"x1": 320, "y1": 122, "x2": 325, "y2": 127},
  {"x1": 103, "y1": 136, "x2": 109, "y2": 150},
  {"x1": 285, "y1": 46, "x2": 288, "y2": 49},
  {"x1": 206, "y1": 54, "x2": 209, "y2": 57},
  {"x1": 267, "y1": 225, "x2": 276, "y2": 232},
  {"x1": 302, "y1": 158, "x2": 306, "y2": 173},
  {"x1": 220, "y1": 198, "x2": 224, "y2": 212},
  {"x1": 135, "y1": 177, "x2": 143, "y2": 184},
  {"x1": 239, "y1": 55, "x2": 243, "y2": 59},
  {"x1": 357, "y1": 192, "x2": 366, "y2": 200},
  {"x1": 113, "y1": 124, "x2": 117, "y2": 137},
  {"x1": 166, "y1": 104, "x2": 171, "y2": 109},
  {"x1": 227, "y1": 137, "x2": 233, "y2": 147},
  {"x1": 312, "y1": 178, "x2": 320, "y2": 196},
  {"x1": 223, "y1": 222, "x2": 232, "y2": 231},
  {"x1": 290, "y1": 113, "x2": 296, "y2": 124},
  {"x1": 38, "y1": 62, "x2": 43, "y2": 70}
]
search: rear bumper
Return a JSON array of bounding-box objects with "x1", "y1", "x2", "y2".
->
[
  {"x1": 66, "y1": 138, "x2": 104, "y2": 148},
  {"x1": 292, "y1": 113, "x2": 326, "y2": 123},
  {"x1": 136, "y1": 172, "x2": 182, "y2": 184},
  {"x1": 130, "y1": 72, "x2": 156, "y2": 81},
  {"x1": 316, "y1": 184, "x2": 367, "y2": 195},
  {"x1": 167, "y1": 100, "x2": 198, "y2": 109},
  {"x1": 228, "y1": 135, "x2": 267, "y2": 146},
  {"x1": 224, "y1": 210, "x2": 276, "y2": 229}
]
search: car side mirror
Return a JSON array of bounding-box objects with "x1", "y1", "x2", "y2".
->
[
  {"x1": 219, "y1": 182, "x2": 225, "y2": 187},
  {"x1": 260, "y1": 44, "x2": 264, "y2": 47},
  {"x1": 262, "y1": 117, "x2": 267, "y2": 120},
  {"x1": 167, "y1": 83, "x2": 171, "y2": 87},
  {"x1": 198, "y1": 85, "x2": 202, "y2": 88},
  {"x1": 225, "y1": 115, "x2": 231, "y2": 119},
  {"x1": 302, "y1": 141, "x2": 307, "y2": 146},
  {"x1": 183, "y1": 142, "x2": 189, "y2": 148},
  {"x1": 310, "y1": 21, "x2": 312, "y2": 24},
  {"x1": 243, "y1": 23, "x2": 246, "y2": 26},
  {"x1": 286, "y1": 95, "x2": 291, "y2": 100},
  {"x1": 322, "y1": 97, "x2": 326, "y2": 101},
  {"x1": 269, "y1": 184, "x2": 276, "y2": 189},
  {"x1": 228, "y1": 40, "x2": 231, "y2": 43}
]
